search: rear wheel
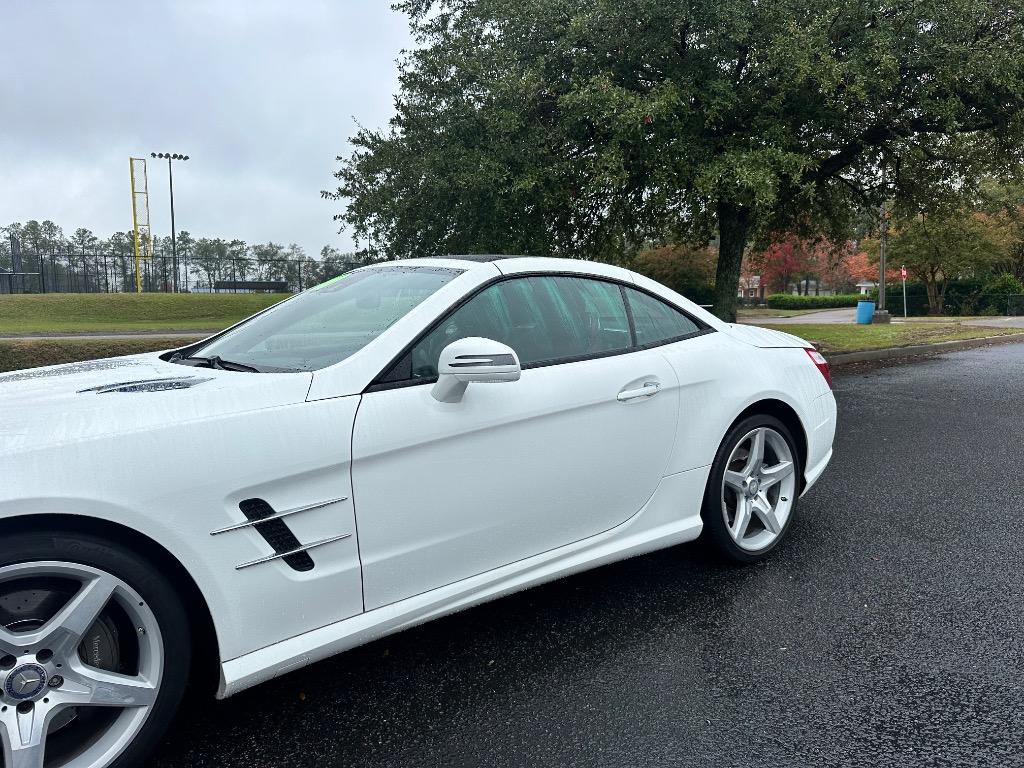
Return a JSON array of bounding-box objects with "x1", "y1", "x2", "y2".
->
[
  {"x1": 0, "y1": 531, "x2": 189, "y2": 768},
  {"x1": 701, "y1": 414, "x2": 801, "y2": 563}
]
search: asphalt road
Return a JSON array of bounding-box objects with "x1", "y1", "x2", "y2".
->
[{"x1": 153, "y1": 344, "x2": 1024, "y2": 768}]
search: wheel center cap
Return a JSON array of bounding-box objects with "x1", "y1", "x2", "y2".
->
[
  {"x1": 5, "y1": 663, "x2": 48, "y2": 701},
  {"x1": 745, "y1": 476, "x2": 761, "y2": 497}
]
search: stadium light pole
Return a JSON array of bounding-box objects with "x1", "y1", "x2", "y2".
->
[{"x1": 151, "y1": 152, "x2": 189, "y2": 291}]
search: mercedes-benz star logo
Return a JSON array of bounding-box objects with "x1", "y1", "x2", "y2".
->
[{"x1": 5, "y1": 663, "x2": 48, "y2": 701}]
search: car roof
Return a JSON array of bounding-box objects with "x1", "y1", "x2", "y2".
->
[
  {"x1": 381, "y1": 255, "x2": 631, "y2": 276},
  {"x1": 441, "y1": 254, "x2": 525, "y2": 262}
]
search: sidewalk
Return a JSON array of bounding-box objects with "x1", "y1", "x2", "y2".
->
[
  {"x1": 738, "y1": 308, "x2": 855, "y2": 325},
  {"x1": 963, "y1": 316, "x2": 1024, "y2": 329},
  {"x1": 739, "y1": 308, "x2": 1024, "y2": 329}
]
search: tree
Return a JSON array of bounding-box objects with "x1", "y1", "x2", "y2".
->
[
  {"x1": 191, "y1": 238, "x2": 227, "y2": 289},
  {"x1": 19, "y1": 221, "x2": 46, "y2": 256},
  {"x1": 329, "y1": 0, "x2": 1024, "y2": 320},
  {"x1": 747, "y1": 238, "x2": 817, "y2": 294},
  {"x1": 818, "y1": 241, "x2": 863, "y2": 295},
  {"x1": 71, "y1": 228, "x2": 97, "y2": 253},
  {"x1": 846, "y1": 249, "x2": 902, "y2": 284},
  {"x1": 69, "y1": 228, "x2": 96, "y2": 287},
  {"x1": 978, "y1": 178, "x2": 1024, "y2": 279},
  {"x1": 632, "y1": 244, "x2": 715, "y2": 302},
  {"x1": 316, "y1": 245, "x2": 365, "y2": 283},
  {"x1": 176, "y1": 230, "x2": 195, "y2": 288},
  {"x1": 282, "y1": 243, "x2": 315, "y2": 290},
  {"x1": 226, "y1": 239, "x2": 249, "y2": 282},
  {"x1": 106, "y1": 232, "x2": 134, "y2": 291},
  {"x1": 251, "y1": 242, "x2": 285, "y2": 281},
  {"x1": 879, "y1": 212, "x2": 1006, "y2": 313},
  {"x1": 38, "y1": 221, "x2": 64, "y2": 255},
  {"x1": 0, "y1": 223, "x2": 22, "y2": 271}
]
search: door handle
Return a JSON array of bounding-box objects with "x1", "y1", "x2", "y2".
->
[{"x1": 617, "y1": 381, "x2": 661, "y2": 402}]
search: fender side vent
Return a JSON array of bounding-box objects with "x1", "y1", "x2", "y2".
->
[{"x1": 239, "y1": 498, "x2": 314, "y2": 572}]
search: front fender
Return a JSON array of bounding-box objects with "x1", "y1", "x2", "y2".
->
[{"x1": 0, "y1": 396, "x2": 364, "y2": 662}]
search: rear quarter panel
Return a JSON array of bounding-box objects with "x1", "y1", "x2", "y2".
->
[{"x1": 656, "y1": 332, "x2": 831, "y2": 475}]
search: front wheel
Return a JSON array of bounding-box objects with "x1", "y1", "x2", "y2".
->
[
  {"x1": 701, "y1": 415, "x2": 801, "y2": 563},
  {"x1": 0, "y1": 531, "x2": 190, "y2": 768}
]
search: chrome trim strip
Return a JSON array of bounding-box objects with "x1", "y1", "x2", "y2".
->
[
  {"x1": 211, "y1": 497, "x2": 349, "y2": 536},
  {"x1": 234, "y1": 533, "x2": 352, "y2": 570}
]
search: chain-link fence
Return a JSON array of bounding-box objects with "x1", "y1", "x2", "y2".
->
[
  {"x1": 1008, "y1": 294, "x2": 1024, "y2": 316},
  {"x1": 0, "y1": 253, "x2": 325, "y2": 294}
]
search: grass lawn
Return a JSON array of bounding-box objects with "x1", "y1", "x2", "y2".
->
[
  {"x1": 0, "y1": 293, "x2": 288, "y2": 334},
  {"x1": 0, "y1": 337, "x2": 198, "y2": 373},
  {"x1": 762, "y1": 322, "x2": 1024, "y2": 354}
]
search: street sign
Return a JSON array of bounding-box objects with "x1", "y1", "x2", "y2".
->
[{"x1": 901, "y1": 265, "x2": 908, "y2": 318}]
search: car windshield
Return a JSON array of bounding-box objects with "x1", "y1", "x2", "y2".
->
[{"x1": 184, "y1": 265, "x2": 461, "y2": 372}]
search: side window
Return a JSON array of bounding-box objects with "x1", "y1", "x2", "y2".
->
[
  {"x1": 394, "y1": 276, "x2": 631, "y2": 381},
  {"x1": 624, "y1": 287, "x2": 701, "y2": 346}
]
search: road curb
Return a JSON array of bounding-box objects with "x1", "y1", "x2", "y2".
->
[{"x1": 827, "y1": 332, "x2": 1024, "y2": 366}]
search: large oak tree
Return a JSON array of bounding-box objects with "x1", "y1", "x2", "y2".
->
[{"x1": 328, "y1": 0, "x2": 1024, "y2": 320}]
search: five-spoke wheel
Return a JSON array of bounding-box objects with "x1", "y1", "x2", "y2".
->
[
  {"x1": 0, "y1": 532, "x2": 189, "y2": 768},
  {"x1": 702, "y1": 415, "x2": 801, "y2": 562}
]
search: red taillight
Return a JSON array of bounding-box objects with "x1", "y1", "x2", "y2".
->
[{"x1": 805, "y1": 348, "x2": 832, "y2": 388}]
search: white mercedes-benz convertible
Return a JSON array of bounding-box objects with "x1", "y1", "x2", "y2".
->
[{"x1": 0, "y1": 256, "x2": 835, "y2": 767}]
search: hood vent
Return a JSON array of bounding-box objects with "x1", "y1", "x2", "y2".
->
[
  {"x1": 78, "y1": 376, "x2": 213, "y2": 394},
  {"x1": 0, "y1": 358, "x2": 142, "y2": 384}
]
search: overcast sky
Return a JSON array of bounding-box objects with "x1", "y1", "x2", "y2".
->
[{"x1": 0, "y1": 1, "x2": 411, "y2": 256}]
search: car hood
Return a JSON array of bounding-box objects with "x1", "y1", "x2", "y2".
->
[
  {"x1": 0, "y1": 352, "x2": 313, "y2": 456},
  {"x1": 723, "y1": 324, "x2": 811, "y2": 348}
]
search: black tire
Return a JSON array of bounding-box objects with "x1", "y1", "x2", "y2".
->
[
  {"x1": 700, "y1": 414, "x2": 801, "y2": 564},
  {"x1": 0, "y1": 529, "x2": 190, "y2": 768}
]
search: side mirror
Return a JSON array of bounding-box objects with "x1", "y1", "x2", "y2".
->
[{"x1": 431, "y1": 337, "x2": 521, "y2": 403}]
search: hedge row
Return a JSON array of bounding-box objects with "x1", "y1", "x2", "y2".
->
[
  {"x1": 765, "y1": 293, "x2": 864, "y2": 309},
  {"x1": 868, "y1": 274, "x2": 1024, "y2": 316}
]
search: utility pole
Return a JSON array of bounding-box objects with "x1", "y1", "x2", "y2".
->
[
  {"x1": 874, "y1": 198, "x2": 892, "y2": 324},
  {"x1": 151, "y1": 152, "x2": 189, "y2": 291}
]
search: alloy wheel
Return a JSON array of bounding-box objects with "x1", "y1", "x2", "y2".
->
[
  {"x1": 0, "y1": 561, "x2": 163, "y2": 768},
  {"x1": 720, "y1": 426, "x2": 797, "y2": 553}
]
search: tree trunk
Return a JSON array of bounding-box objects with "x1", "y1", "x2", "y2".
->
[
  {"x1": 712, "y1": 201, "x2": 754, "y2": 322},
  {"x1": 925, "y1": 280, "x2": 941, "y2": 314},
  {"x1": 935, "y1": 280, "x2": 947, "y2": 315}
]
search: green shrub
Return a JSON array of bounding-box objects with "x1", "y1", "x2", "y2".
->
[
  {"x1": 765, "y1": 293, "x2": 864, "y2": 309},
  {"x1": 630, "y1": 245, "x2": 716, "y2": 305},
  {"x1": 871, "y1": 282, "x2": 930, "y2": 316},
  {"x1": 978, "y1": 274, "x2": 1024, "y2": 315},
  {"x1": 871, "y1": 275, "x2": 1022, "y2": 315}
]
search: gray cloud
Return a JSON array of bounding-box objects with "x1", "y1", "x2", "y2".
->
[{"x1": 0, "y1": 0, "x2": 411, "y2": 256}]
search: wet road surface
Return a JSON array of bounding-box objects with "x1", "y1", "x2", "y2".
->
[{"x1": 154, "y1": 343, "x2": 1024, "y2": 768}]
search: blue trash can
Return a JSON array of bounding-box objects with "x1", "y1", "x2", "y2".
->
[{"x1": 856, "y1": 299, "x2": 876, "y2": 324}]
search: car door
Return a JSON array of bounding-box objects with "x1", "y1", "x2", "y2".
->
[{"x1": 351, "y1": 275, "x2": 680, "y2": 610}]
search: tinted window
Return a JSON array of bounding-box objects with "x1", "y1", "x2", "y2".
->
[
  {"x1": 402, "y1": 276, "x2": 631, "y2": 380},
  {"x1": 189, "y1": 266, "x2": 460, "y2": 372},
  {"x1": 624, "y1": 287, "x2": 701, "y2": 346}
]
